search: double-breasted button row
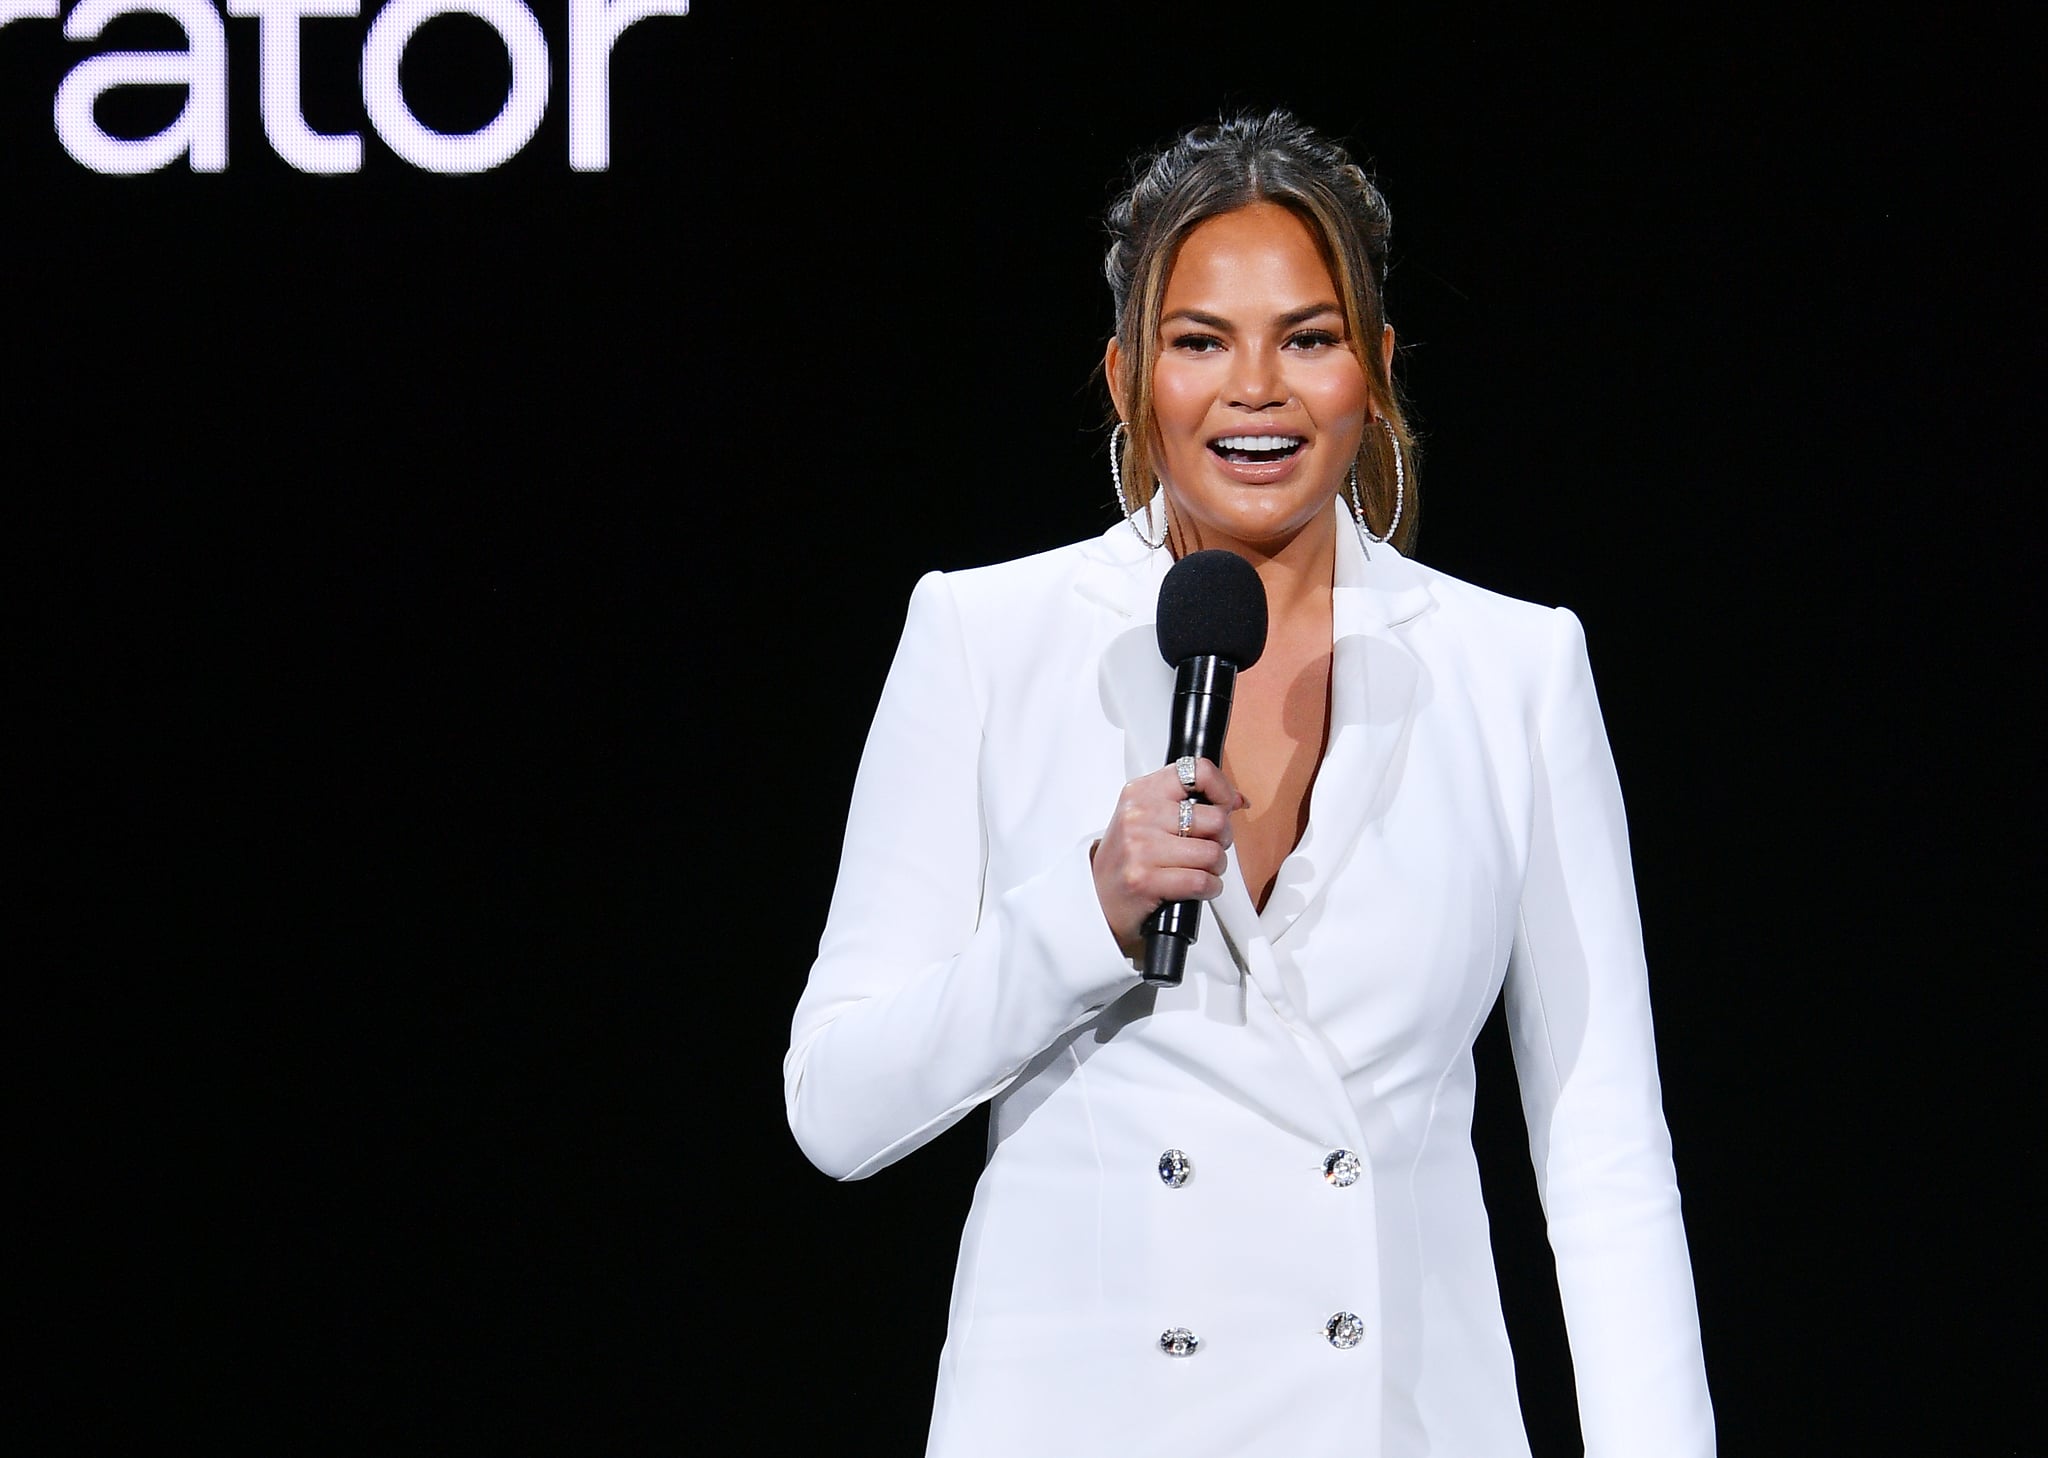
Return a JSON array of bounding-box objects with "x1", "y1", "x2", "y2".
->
[
  {"x1": 1153, "y1": 1146, "x2": 1365, "y2": 1354},
  {"x1": 1154, "y1": 1147, "x2": 1361, "y2": 1188},
  {"x1": 1157, "y1": 1313, "x2": 1367, "y2": 1357}
]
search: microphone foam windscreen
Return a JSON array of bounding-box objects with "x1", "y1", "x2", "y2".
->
[{"x1": 1155, "y1": 549, "x2": 1269, "y2": 669}]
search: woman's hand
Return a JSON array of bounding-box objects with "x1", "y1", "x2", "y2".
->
[{"x1": 1091, "y1": 758, "x2": 1249, "y2": 959}]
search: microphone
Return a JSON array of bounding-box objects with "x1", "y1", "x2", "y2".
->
[{"x1": 1142, "y1": 549, "x2": 1268, "y2": 986}]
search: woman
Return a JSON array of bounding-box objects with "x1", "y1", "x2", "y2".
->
[{"x1": 784, "y1": 111, "x2": 1713, "y2": 1457}]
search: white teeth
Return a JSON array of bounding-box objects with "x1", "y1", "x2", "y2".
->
[{"x1": 1213, "y1": 435, "x2": 1304, "y2": 451}]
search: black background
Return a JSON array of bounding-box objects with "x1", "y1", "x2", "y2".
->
[{"x1": 8, "y1": 4, "x2": 2040, "y2": 1453}]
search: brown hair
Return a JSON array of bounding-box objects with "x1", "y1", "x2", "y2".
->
[{"x1": 1104, "y1": 110, "x2": 1419, "y2": 552}]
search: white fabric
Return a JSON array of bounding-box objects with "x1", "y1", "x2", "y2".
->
[{"x1": 785, "y1": 501, "x2": 1714, "y2": 1457}]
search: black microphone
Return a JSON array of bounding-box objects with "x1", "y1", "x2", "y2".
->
[{"x1": 1142, "y1": 550, "x2": 1269, "y2": 986}]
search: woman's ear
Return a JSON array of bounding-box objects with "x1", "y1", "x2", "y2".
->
[
  {"x1": 1380, "y1": 324, "x2": 1395, "y2": 380},
  {"x1": 1104, "y1": 337, "x2": 1128, "y2": 422}
]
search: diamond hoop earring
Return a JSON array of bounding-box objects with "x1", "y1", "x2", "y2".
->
[
  {"x1": 1109, "y1": 421, "x2": 1168, "y2": 551},
  {"x1": 1351, "y1": 417, "x2": 1406, "y2": 555}
]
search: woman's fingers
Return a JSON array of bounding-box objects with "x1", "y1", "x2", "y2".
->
[
  {"x1": 1093, "y1": 759, "x2": 1249, "y2": 951},
  {"x1": 1152, "y1": 807, "x2": 1234, "y2": 860},
  {"x1": 1101, "y1": 853, "x2": 1226, "y2": 913},
  {"x1": 1185, "y1": 757, "x2": 1250, "y2": 814},
  {"x1": 1138, "y1": 867, "x2": 1228, "y2": 904},
  {"x1": 1118, "y1": 795, "x2": 1232, "y2": 847},
  {"x1": 1101, "y1": 816, "x2": 1230, "y2": 877},
  {"x1": 1170, "y1": 801, "x2": 1234, "y2": 845}
]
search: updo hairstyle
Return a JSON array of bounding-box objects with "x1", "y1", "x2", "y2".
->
[{"x1": 1103, "y1": 110, "x2": 1418, "y2": 552}]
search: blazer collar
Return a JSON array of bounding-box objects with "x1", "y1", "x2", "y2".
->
[
  {"x1": 1074, "y1": 495, "x2": 1434, "y2": 630},
  {"x1": 1084, "y1": 498, "x2": 1437, "y2": 997}
]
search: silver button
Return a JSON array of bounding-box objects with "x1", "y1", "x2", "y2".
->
[
  {"x1": 1324, "y1": 1311, "x2": 1365, "y2": 1349},
  {"x1": 1158, "y1": 1326, "x2": 1201, "y2": 1357},
  {"x1": 1322, "y1": 1149, "x2": 1362, "y2": 1187},
  {"x1": 1157, "y1": 1149, "x2": 1192, "y2": 1188}
]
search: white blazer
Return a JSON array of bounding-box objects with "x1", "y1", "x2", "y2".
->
[{"x1": 785, "y1": 499, "x2": 1714, "y2": 1458}]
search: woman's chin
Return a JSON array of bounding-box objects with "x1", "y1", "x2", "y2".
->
[{"x1": 1173, "y1": 487, "x2": 1338, "y2": 553}]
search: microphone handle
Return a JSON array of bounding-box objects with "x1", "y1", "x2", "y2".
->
[{"x1": 1142, "y1": 656, "x2": 1237, "y2": 986}]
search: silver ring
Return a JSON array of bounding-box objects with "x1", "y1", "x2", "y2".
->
[
  {"x1": 1176, "y1": 799, "x2": 1196, "y2": 836},
  {"x1": 1174, "y1": 756, "x2": 1198, "y2": 792}
]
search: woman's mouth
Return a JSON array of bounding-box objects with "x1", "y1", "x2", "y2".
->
[{"x1": 1209, "y1": 434, "x2": 1306, "y2": 464}]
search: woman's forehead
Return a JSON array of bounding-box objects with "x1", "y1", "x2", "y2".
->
[{"x1": 1162, "y1": 204, "x2": 1341, "y2": 318}]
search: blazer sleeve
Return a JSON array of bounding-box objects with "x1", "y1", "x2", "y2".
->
[
  {"x1": 1504, "y1": 607, "x2": 1716, "y2": 1456},
  {"x1": 783, "y1": 570, "x2": 1141, "y2": 1181}
]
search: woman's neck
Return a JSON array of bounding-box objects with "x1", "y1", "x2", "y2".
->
[{"x1": 1171, "y1": 507, "x2": 1337, "y2": 630}]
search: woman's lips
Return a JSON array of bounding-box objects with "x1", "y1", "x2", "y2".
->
[
  {"x1": 1210, "y1": 433, "x2": 1306, "y2": 463},
  {"x1": 1208, "y1": 434, "x2": 1308, "y2": 483}
]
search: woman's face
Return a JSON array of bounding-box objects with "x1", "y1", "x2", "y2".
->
[{"x1": 1119, "y1": 202, "x2": 1374, "y2": 557}]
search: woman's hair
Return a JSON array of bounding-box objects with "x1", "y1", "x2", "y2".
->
[{"x1": 1104, "y1": 110, "x2": 1418, "y2": 552}]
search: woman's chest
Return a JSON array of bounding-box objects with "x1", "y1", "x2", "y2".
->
[{"x1": 1218, "y1": 637, "x2": 1333, "y2": 913}]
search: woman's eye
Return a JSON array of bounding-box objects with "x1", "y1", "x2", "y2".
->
[
  {"x1": 1169, "y1": 334, "x2": 1224, "y2": 353},
  {"x1": 1288, "y1": 330, "x2": 1341, "y2": 350}
]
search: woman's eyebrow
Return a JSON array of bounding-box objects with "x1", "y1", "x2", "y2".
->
[
  {"x1": 1276, "y1": 302, "x2": 1344, "y2": 326},
  {"x1": 1160, "y1": 302, "x2": 1344, "y2": 330}
]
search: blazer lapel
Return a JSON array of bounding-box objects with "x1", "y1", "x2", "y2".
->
[{"x1": 1261, "y1": 503, "x2": 1436, "y2": 945}]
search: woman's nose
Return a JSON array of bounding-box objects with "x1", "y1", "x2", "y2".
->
[{"x1": 1225, "y1": 344, "x2": 1288, "y2": 411}]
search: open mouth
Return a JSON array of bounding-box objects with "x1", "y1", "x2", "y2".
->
[{"x1": 1209, "y1": 434, "x2": 1306, "y2": 465}]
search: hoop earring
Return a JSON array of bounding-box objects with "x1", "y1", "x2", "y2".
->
[
  {"x1": 1109, "y1": 421, "x2": 1168, "y2": 550},
  {"x1": 1351, "y1": 417, "x2": 1406, "y2": 554}
]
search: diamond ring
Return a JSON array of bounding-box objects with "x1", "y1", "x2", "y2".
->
[
  {"x1": 1177, "y1": 799, "x2": 1196, "y2": 836},
  {"x1": 1174, "y1": 755, "x2": 1198, "y2": 791}
]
